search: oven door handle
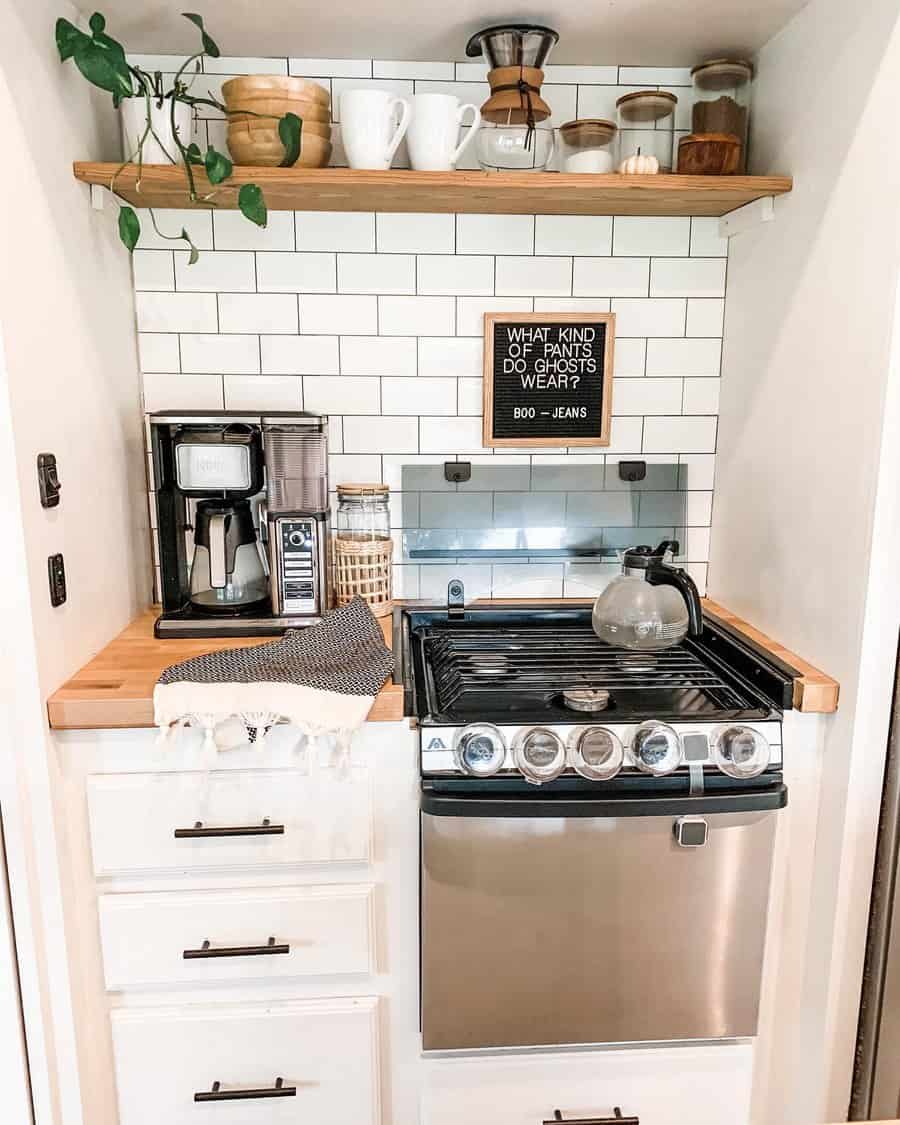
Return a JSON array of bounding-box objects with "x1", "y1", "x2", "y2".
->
[{"x1": 421, "y1": 785, "x2": 787, "y2": 819}]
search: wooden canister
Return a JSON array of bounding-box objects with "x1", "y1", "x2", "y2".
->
[{"x1": 677, "y1": 132, "x2": 743, "y2": 175}]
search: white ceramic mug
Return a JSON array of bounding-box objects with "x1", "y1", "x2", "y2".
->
[
  {"x1": 340, "y1": 89, "x2": 411, "y2": 170},
  {"x1": 407, "y1": 93, "x2": 482, "y2": 171}
]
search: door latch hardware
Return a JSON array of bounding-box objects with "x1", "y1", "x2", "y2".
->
[
  {"x1": 546, "y1": 1109, "x2": 639, "y2": 1125},
  {"x1": 37, "y1": 452, "x2": 61, "y2": 508},
  {"x1": 48, "y1": 553, "x2": 66, "y2": 606}
]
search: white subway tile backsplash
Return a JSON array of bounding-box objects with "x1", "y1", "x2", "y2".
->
[
  {"x1": 686, "y1": 490, "x2": 714, "y2": 526},
  {"x1": 683, "y1": 377, "x2": 721, "y2": 415},
  {"x1": 204, "y1": 56, "x2": 289, "y2": 75},
  {"x1": 304, "y1": 376, "x2": 380, "y2": 414},
  {"x1": 420, "y1": 564, "x2": 492, "y2": 600},
  {"x1": 290, "y1": 57, "x2": 371, "y2": 78},
  {"x1": 296, "y1": 211, "x2": 375, "y2": 252},
  {"x1": 543, "y1": 85, "x2": 578, "y2": 127},
  {"x1": 343, "y1": 415, "x2": 419, "y2": 453},
  {"x1": 600, "y1": 416, "x2": 645, "y2": 453},
  {"x1": 257, "y1": 252, "x2": 336, "y2": 293},
  {"x1": 328, "y1": 453, "x2": 382, "y2": 485},
  {"x1": 331, "y1": 78, "x2": 414, "y2": 120},
  {"x1": 690, "y1": 217, "x2": 729, "y2": 257},
  {"x1": 381, "y1": 377, "x2": 457, "y2": 415},
  {"x1": 536, "y1": 298, "x2": 611, "y2": 314},
  {"x1": 338, "y1": 253, "x2": 416, "y2": 294},
  {"x1": 650, "y1": 258, "x2": 727, "y2": 299},
  {"x1": 456, "y1": 297, "x2": 533, "y2": 336},
  {"x1": 420, "y1": 415, "x2": 485, "y2": 453},
  {"x1": 457, "y1": 377, "x2": 483, "y2": 415},
  {"x1": 218, "y1": 293, "x2": 298, "y2": 334},
  {"x1": 180, "y1": 334, "x2": 260, "y2": 374},
  {"x1": 175, "y1": 250, "x2": 255, "y2": 292},
  {"x1": 136, "y1": 292, "x2": 217, "y2": 333},
  {"x1": 261, "y1": 335, "x2": 339, "y2": 374},
  {"x1": 380, "y1": 296, "x2": 455, "y2": 336},
  {"x1": 417, "y1": 255, "x2": 494, "y2": 296},
  {"x1": 492, "y1": 564, "x2": 564, "y2": 597},
  {"x1": 375, "y1": 59, "x2": 454, "y2": 79},
  {"x1": 564, "y1": 563, "x2": 620, "y2": 597},
  {"x1": 418, "y1": 337, "x2": 482, "y2": 377},
  {"x1": 643, "y1": 416, "x2": 717, "y2": 454},
  {"x1": 143, "y1": 373, "x2": 224, "y2": 412},
  {"x1": 213, "y1": 210, "x2": 295, "y2": 251},
  {"x1": 138, "y1": 333, "x2": 180, "y2": 373},
  {"x1": 377, "y1": 213, "x2": 454, "y2": 253},
  {"x1": 496, "y1": 257, "x2": 572, "y2": 297},
  {"x1": 136, "y1": 208, "x2": 213, "y2": 250},
  {"x1": 614, "y1": 338, "x2": 647, "y2": 377},
  {"x1": 679, "y1": 453, "x2": 717, "y2": 491},
  {"x1": 534, "y1": 216, "x2": 612, "y2": 256},
  {"x1": 454, "y1": 62, "x2": 489, "y2": 81},
  {"x1": 494, "y1": 491, "x2": 566, "y2": 528},
  {"x1": 613, "y1": 217, "x2": 691, "y2": 258},
  {"x1": 457, "y1": 214, "x2": 534, "y2": 255},
  {"x1": 223, "y1": 374, "x2": 303, "y2": 410},
  {"x1": 546, "y1": 64, "x2": 618, "y2": 84},
  {"x1": 576, "y1": 84, "x2": 646, "y2": 121},
  {"x1": 613, "y1": 377, "x2": 683, "y2": 415},
  {"x1": 420, "y1": 491, "x2": 493, "y2": 529},
  {"x1": 573, "y1": 257, "x2": 649, "y2": 297},
  {"x1": 340, "y1": 335, "x2": 417, "y2": 376},
  {"x1": 133, "y1": 250, "x2": 174, "y2": 291},
  {"x1": 611, "y1": 298, "x2": 686, "y2": 337},
  {"x1": 300, "y1": 294, "x2": 378, "y2": 335},
  {"x1": 646, "y1": 337, "x2": 721, "y2": 377},
  {"x1": 618, "y1": 65, "x2": 692, "y2": 85},
  {"x1": 686, "y1": 299, "x2": 725, "y2": 337}
]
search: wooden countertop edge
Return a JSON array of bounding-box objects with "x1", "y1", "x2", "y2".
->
[{"x1": 46, "y1": 598, "x2": 839, "y2": 731}]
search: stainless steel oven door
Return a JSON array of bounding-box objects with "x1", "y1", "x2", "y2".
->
[{"x1": 420, "y1": 789, "x2": 784, "y2": 1051}]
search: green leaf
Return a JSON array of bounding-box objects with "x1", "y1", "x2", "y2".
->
[
  {"x1": 180, "y1": 229, "x2": 200, "y2": 265},
  {"x1": 118, "y1": 206, "x2": 140, "y2": 253},
  {"x1": 204, "y1": 145, "x2": 233, "y2": 185},
  {"x1": 88, "y1": 12, "x2": 105, "y2": 33},
  {"x1": 278, "y1": 112, "x2": 302, "y2": 167},
  {"x1": 56, "y1": 18, "x2": 86, "y2": 61},
  {"x1": 238, "y1": 183, "x2": 267, "y2": 228},
  {"x1": 185, "y1": 142, "x2": 204, "y2": 166},
  {"x1": 71, "y1": 16, "x2": 133, "y2": 101},
  {"x1": 182, "y1": 12, "x2": 220, "y2": 58}
]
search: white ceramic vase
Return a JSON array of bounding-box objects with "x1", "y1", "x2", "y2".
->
[{"x1": 120, "y1": 96, "x2": 192, "y2": 164}]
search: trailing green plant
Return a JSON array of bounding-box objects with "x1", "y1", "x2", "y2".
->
[{"x1": 56, "y1": 11, "x2": 302, "y2": 261}]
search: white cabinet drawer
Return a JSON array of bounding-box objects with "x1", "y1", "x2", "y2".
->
[
  {"x1": 422, "y1": 1043, "x2": 753, "y2": 1125},
  {"x1": 98, "y1": 884, "x2": 375, "y2": 989},
  {"x1": 87, "y1": 767, "x2": 371, "y2": 876},
  {"x1": 111, "y1": 997, "x2": 380, "y2": 1125}
]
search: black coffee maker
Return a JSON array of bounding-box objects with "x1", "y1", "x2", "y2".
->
[{"x1": 150, "y1": 411, "x2": 330, "y2": 637}]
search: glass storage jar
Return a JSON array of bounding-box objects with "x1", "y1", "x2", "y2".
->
[
  {"x1": 558, "y1": 119, "x2": 617, "y2": 173},
  {"x1": 616, "y1": 90, "x2": 678, "y2": 172},
  {"x1": 334, "y1": 483, "x2": 393, "y2": 617},
  {"x1": 690, "y1": 59, "x2": 753, "y2": 173}
]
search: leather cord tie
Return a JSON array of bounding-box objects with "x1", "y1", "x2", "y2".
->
[{"x1": 491, "y1": 76, "x2": 538, "y2": 150}]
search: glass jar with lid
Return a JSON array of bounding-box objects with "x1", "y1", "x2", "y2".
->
[
  {"x1": 334, "y1": 483, "x2": 393, "y2": 617},
  {"x1": 616, "y1": 90, "x2": 678, "y2": 172},
  {"x1": 690, "y1": 59, "x2": 753, "y2": 172},
  {"x1": 558, "y1": 119, "x2": 617, "y2": 173}
]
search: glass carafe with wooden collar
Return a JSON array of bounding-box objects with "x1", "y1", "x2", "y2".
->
[{"x1": 591, "y1": 539, "x2": 703, "y2": 651}]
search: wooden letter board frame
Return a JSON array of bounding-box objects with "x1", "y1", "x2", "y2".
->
[{"x1": 482, "y1": 311, "x2": 616, "y2": 448}]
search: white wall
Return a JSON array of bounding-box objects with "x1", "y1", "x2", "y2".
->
[
  {"x1": 0, "y1": 2, "x2": 150, "y2": 1122},
  {"x1": 709, "y1": 0, "x2": 900, "y2": 1117}
]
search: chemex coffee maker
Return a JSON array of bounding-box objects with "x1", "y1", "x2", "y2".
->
[{"x1": 150, "y1": 411, "x2": 330, "y2": 637}]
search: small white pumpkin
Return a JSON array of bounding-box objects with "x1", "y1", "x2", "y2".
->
[{"x1": 618, "y1": 152, "x2": 660, "y2": 174}]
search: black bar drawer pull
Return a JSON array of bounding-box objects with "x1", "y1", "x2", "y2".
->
[
  {"x1": 194, "y1": 1077, "x2": 296, "y2": 1102},
  {"x1": 174, "y1": 818, "x2": 284, "y2": 839},
  {"x1": 184, "y1": 936, "x2": 290, "y2": 960},
  {"x1": 545, "y1": 1110, "x2": 639, "y2": 1125}
]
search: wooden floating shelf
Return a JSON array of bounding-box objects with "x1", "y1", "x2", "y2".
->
[{"x1": 73, "y1": 162, "x2": 792, "y2": 217}]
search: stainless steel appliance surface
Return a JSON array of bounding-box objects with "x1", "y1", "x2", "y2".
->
[
  {"x1": 150, "y1": 412, "x2": 331, "y2": 638},
  {"x1": 398, "y1": 601, "x2": 794, "y2": 1052}
]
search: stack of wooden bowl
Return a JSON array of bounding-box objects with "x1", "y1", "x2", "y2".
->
[{"x1": 222, "y1": 76, "x2": 332, "y2": 167}]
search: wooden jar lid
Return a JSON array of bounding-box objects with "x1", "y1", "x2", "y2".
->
[
  {"x1": 616, "y1": 89, "x2": 678, "y2": 123},
  {"x1": 482, "y1": 65, "x2": 551, "y2": 125},
  {"x1": 337, "y1": 482, "x2": 390, "y2": 496},
  {"x1": 560, "y1": 119, "x2": 617, "y2": 146}
]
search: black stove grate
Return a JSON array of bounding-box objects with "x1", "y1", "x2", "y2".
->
[{"x1": 422, "y1": 622, "x2": 764, "y2": 720}]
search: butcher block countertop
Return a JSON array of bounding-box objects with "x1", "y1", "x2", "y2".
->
[{"x1": 46, "y1": 599, "x2": 839, "y2": 731}]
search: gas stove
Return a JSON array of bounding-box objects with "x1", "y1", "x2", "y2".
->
[{"x1": 397, "y1": 601, "x2": 795, "y2": 795}]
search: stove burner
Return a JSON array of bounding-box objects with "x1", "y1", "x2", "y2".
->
[
  {"x1": 563, "y1": 688, "x2": 611, "y2": 713},
  {"x1": 617, "y1": 653, "x2": 659, "y2": 675},
  {"x1": 469, "y1": 655, "x2": 510, "y2": 676}
]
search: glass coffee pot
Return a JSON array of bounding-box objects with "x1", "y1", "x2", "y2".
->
[
  {"x1": 189, "y1": 498, "x2": 269, "y2": 615},
  {"x1": 591, "y1": 539, "x2": 702, "y2": 651}
]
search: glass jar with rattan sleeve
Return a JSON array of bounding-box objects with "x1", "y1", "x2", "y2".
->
[{"x1": 334, "y1": 484, "x2": 393, "y2": 618}]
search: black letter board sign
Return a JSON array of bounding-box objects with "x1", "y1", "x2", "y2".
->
[{"x1": 483, "y1": 312, "x2": 615, "y2": 447}]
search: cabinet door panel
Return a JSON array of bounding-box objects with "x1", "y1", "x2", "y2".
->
[
  {"x1": 111, "y1": 997, "x2": 380, "y2": 1125},
  {"x1": 88, "y1": 767, "x2": 371, "y2": 876}
]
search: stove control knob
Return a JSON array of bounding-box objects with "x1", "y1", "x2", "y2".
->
[
  {"x1": 454, "y1": 724, "x2": 507, "y2": 777},
  {"x1": 631, "y1": 722, "x2": 682, "y2": 776},
  {"x1": 569, "y1": 727, "x2": 624, "y2": 781},
  {"x1": 513, "y1": 727, "x2": 566, "y2": 785},
  {"x1": 712, "y1": 724, "x2": 770, "y2": 779}
]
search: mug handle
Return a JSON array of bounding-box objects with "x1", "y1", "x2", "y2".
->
[
  {"x1": 385, "y1": 97, "x2": 412, "y2": 166},
  {"x1": 451, "y1": 103, "x2": 482, "y2": 167}
]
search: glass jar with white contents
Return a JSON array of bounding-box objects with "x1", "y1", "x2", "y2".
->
[
  {"x1": 616, "y1": 90, "x2": 678, "y2": 173},
  {"x1": 558, "y1": 119, "x2": 618, "y2": 173}
]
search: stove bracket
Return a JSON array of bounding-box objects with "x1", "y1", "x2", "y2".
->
[{"x1": 447, "y1": 579, "x2": 465, "y2": 619}]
